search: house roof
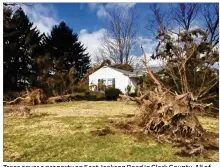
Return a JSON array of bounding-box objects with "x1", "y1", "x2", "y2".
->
[
  {"x1": 90, "y1": 65, "x2": 164, "y2": 78},
  {"x1": 107, "y1": 66, "x2": 164, "y2": 77},
  {"x1": 108, "y1": 66, "x2": 134, "y2": 76}
]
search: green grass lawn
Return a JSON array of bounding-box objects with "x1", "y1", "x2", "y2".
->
[{"x1": 3, "y1": 101, "x2": 219, "y2": 162}]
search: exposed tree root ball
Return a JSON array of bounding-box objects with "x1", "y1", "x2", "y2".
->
[{"x1": 118, "y1": 90, "x2": 218, "y2": 156}]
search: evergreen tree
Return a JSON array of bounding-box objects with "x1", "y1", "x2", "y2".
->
[
  {"x1": 3, "y1": 7, "x2": 42, "y2": 91},
  {"x1": 3, "y1": 6, "x2": 17, "y2": 91},
  {"x1": 41, "y1": 21, "x2": 90, "y2": 95},
  {"x1": 45, "y1": 21, "x2": 90, "y2": 80}
]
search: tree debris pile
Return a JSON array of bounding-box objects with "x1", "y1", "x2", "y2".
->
[
  {"x1": 3, "y1": 88, "x2": 47, "y2": 105},
  {"x1": 118, "y1": 89, "x2": 218, "y2": 156}
]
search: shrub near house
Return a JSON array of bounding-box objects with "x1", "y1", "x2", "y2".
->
[{"x1": 105, "y1": 88, "x2": 122, "y2": 100}]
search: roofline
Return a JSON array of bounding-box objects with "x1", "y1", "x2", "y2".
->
[
  {"x1": 128, "y1": 74, "x2": 143, "y2": 77},
  {"x1": 107, "y1": 66, "x2": 132, "y2": 76}
]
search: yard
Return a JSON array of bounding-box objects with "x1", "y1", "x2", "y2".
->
[{"x1": 3, "y1": 101, "x2": 219, "y2": 162}]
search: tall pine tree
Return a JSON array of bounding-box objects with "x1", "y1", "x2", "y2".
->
[
  {"x1": 4, "y1": 6, "x2": 17, "y2": 91},
  {"x1": 3, "y1": 7, "x2": 42, "y2": 92},
  {"x1": 41, "y1": 21, "x2": 90, "y2": 95},
  {"x1": 45, "y1": 21, "x2": 90, "y2": 80}
]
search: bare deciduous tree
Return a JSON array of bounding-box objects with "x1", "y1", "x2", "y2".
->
[
  {"x1": 99, "y1": 5, "x2": 138, "y2": 64},
  {"x1": 148, "y1": 4, "x2": 167, "y2": 36},
  {"x1": 170, "y1": 3, "x2": 200, "y2": 31},
  {"x1": 202, "y1": 3, "x2": 219, "y2": 47}
]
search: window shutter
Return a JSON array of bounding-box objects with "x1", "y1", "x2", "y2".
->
[{"x1": 112, "y1": 78, "x2": 115, "y2": 88}]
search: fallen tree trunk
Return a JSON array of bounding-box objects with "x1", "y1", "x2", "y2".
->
[{"x1": 47, "y1": 94, "x2": 74, "y2": 104}]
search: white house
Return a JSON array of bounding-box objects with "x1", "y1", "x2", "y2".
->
[{"x1": 89, "y1": 66, "x2": 143, "y2": 93}]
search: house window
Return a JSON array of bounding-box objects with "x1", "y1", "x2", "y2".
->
[
  {"x1": 107, "y1": 79, "x2": 112, "y2": 86},
  {"x1": 107, "y1": 78, "x2": 115, "y2": 88},
  {"x1": 98, "y1": 78, "x2": 115, "y2": 90}
]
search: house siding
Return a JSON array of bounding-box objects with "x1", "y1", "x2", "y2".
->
[{"x1": 129, "y1": 77, "x2": 137, "y2": 92}]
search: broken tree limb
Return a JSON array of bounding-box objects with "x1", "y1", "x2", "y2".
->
[
  {"x1": 3, "y1": 97, "x2": 27, "y2": 105},
  {"x1": 4, "y1": 88, "x2": 47, "y2": 105},
  {"x1": 141, "y1": 45, "x2": 163, "y2": 93}
]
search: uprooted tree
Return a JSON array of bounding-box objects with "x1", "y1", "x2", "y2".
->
[
  {"x1": 118, "y1": 4, "x2": 219, "y2": 156},
  {"x1": 119, "y1": 44, "x2": 218, "y2": 156}
]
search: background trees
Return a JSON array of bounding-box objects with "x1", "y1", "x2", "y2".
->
[
  {"x1": 3, "y1": 5, "x2": 90, "y2": 96},
  {"x1": 98, "y1": 5, "x2": 138, "y2": 65},
  {"x1": 41, "y1": 22, "x2": 90, "y2": 95},
  {"x1": 202, "y1": 3, "x2": 219, "y2": 46},
  {"x1": 44, "y1": 22, "x2": 90, "y2": 81},
  {"x1": 4, "y1": 7, "x2": 42, "y2": 92}
]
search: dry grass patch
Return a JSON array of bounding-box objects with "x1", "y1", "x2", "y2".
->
[
  {"x1": 4, "y1": 142, "x2": 25, "y2": 161},
  {"x1": 198, "y1": 115, "x2": 219, "y2": 133},
  {"x1": 34, "y1": 101, "x2": 138, "y2": 117},
  {"x1": 4, "y1": 105, "x2": 49, "y2": 118},
  {"x1": 3, "y1": 101, "x2": 219, "y2": 162}
]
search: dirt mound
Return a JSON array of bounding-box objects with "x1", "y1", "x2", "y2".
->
[{"x1": 90, "y1": 126, "x2": 114, "y2": 136}]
